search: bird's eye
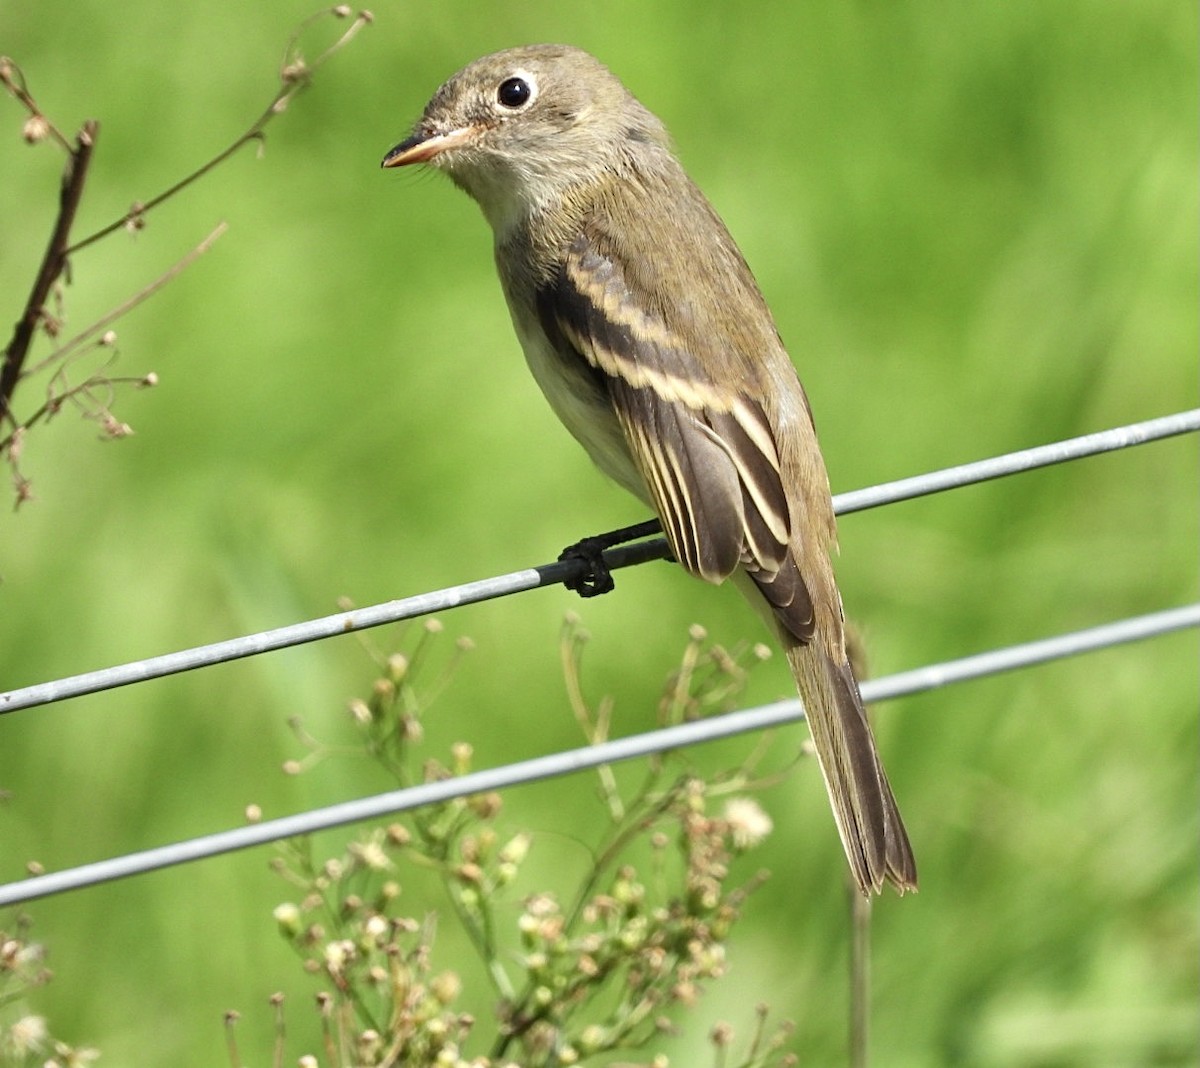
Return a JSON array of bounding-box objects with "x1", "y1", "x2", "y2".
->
[{"x1": 496, "y1": 76, "x2": 532, "y2": 109}]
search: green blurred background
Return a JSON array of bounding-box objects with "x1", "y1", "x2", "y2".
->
[{"x1": 1, "y1": 2, "x2": 1196, "y2": 1064}]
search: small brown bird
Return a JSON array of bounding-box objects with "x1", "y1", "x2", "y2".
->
[{"x1": 382, "y1": 45, "x2": 916, "y2": 895}]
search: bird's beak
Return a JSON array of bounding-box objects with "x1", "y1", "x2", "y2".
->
[{"x1": 381, "y1": 125, "x2": 479, "y2": 168}]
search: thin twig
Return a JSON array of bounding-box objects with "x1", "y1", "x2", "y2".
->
[
  {"x1": 0, "y1": 10, "x2": 371, "y2": 495},
  {"x1": 849, "y1": 888, "x2": 871, "y2": 1067},
  {"x1": 0, "y1": 56, "x2": 73, "y2": 151},
  {"x1": 0, "y1": 224, "x2": 228, "y2": 454},
  {"x1": 64, "y1": 9, "x2": 372, "y2": 257},
  {"x1": 25, "y1": 223, "x2": 228, "y2": 380}
]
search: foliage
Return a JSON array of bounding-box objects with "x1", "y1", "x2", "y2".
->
[
  {"x1": 236, "y1": 618, "x2": 790, "y2": 1067},
  {"x1": 0, "y1": 3, "x2": 1195, "y2": 1066}
]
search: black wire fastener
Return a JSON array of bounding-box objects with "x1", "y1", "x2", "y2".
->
[{"x1": 558, "y1": 518, "x2": 668, "y2": 596}]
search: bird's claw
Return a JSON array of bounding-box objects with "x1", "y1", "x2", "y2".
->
[
  {"x1": 557, "y1": 519, "x2": 664, "y2": 598},
  {"x1": 559, "y1": 536, "x2": 617, "y2": 597}
]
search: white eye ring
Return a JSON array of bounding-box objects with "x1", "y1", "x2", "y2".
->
[{"x1": 496, "y1": 72, "x2": 536, "y2": 110}]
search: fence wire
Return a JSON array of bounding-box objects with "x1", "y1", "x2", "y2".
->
[
  {"x1": 2, "y1": 407, "x2": 1197, "y2": 717},
  {"x1": 0, "y1": 602, "x2": 1196, "y2": 908},
  {"x1": 0, "y1": 407, "x2": 1196, "y2": 908}
]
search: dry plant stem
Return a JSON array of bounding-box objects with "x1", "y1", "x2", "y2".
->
[
  {"x1": 492, "y1": 784, "x2": 683, "y2": 1057},
  {"x1": 562, "y1": 782, "x2": 681, "y2": 932},
  {"x1": 271, "y1": 996, "x2": 287, "y2": 1068},
  {"x1": 402, "y1": 808, "x2": 514, "y2": 1001},
  {"x1": 319, "y1": 1005, "x2": 340, "y2": 1066},
  {"x1": 0, "y1": 223, "x2": 228, "y2": 453},
  {"x1": 560, "y1": 621, "x2": 623, "y2": 819},
  {"x1": 848, "y1": 649, "x2": 874, "y2": 1068},
  {"x1": 26, "y1": 222, "x2": 229, "y2": 380},
  {"x1": 849, "y1": 889, "x2": 870, "y2": 1068},
  {"x1": 0, "y1": 120, "x2": 98, "y2": 428},
  {"x1": 1, "y1": 9, "x2": 371, "y2": 499},
  {"x1": 64, "y1": 9, "x2": 372, "y2": 258},
  {"x1": 0, "y1": 57, "x2": 72, "y2": 150},
  {"x1": 224, "y1": 1013, "x2": 244, "y2": 1068}
]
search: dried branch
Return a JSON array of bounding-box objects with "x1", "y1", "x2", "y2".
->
[
  {"x1": 0, "y1": 55, "x2": 72, "y2": 152},
  {"x1": 0, "y1": 8, "x2": 373, "y2": 505},
  {"x1": 22, "y1": 222, "x2": 228, "y2": 384},
  {"x1": 0, "y1": 120, "x2": 98, "y2": 428},
  {"x1": 0, "y1": 223, "x2": 228, "y2": 454},
  {"x1": 65, "y1": 7, "x2": 373, "y2": 256}
]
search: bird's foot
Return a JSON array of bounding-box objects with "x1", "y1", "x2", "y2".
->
[{"x1": 558, "y1": 519, "x2": 663, "y2": 597}]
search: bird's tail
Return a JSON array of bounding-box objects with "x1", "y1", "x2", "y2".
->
[{"x1": 784, "y1": 635, "x2": 917, "y2": 895}]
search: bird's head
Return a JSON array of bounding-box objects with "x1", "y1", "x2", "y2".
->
[{"x1": 382, "y1": 45, "x2": 668, "y2": 233}]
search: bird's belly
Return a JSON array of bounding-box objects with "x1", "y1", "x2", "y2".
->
[{"x1": 512, "y1": 313, "x2": 650, "y2": 506}]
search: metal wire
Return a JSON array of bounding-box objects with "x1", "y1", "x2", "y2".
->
[
  {"x1": 2, "y1": 407, "x2": 1196, "y2": 716},
  {"x1": 833, "y1": 407, "x2": 1200, "y2": 514},
  {"x1": 0, "y1": 601, "x2": 1194, "y2": 908}
]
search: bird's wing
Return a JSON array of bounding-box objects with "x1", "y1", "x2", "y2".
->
[{"x1": 536, "y1": 227, "x2": 817, "y2": 642}]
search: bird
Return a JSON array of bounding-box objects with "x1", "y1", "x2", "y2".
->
[{"x1": 381, "y1": 44, "x2": 916, "y2": 895}]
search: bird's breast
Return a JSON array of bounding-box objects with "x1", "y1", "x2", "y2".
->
[{"x1": 503, "y1": 284, "x2": 648, "y2": 505}]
